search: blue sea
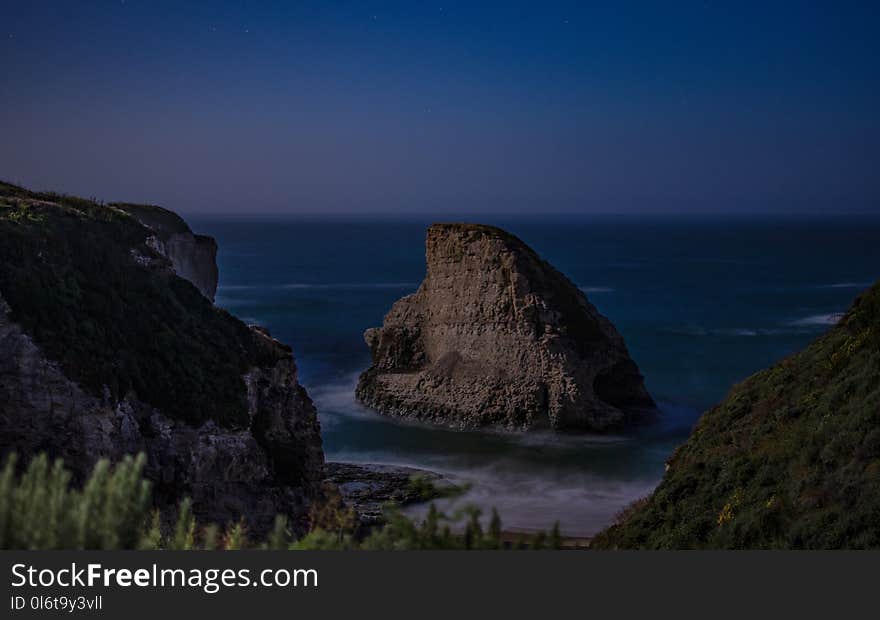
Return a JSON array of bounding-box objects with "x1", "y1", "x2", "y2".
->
[{"x1": 193, "y1": 215, "x2": 880, "y2": 536}]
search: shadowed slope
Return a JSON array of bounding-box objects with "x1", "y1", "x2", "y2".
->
[{"x1": 593, "y1": 281, "x2": 880, "y2": 549}]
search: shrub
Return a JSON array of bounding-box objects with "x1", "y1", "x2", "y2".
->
[
  {"x1": 0, "y1": 453, "x2": 564, "y2": 550},
  {"x1": 0, "y1": 453, "x2": 151, "y2": 549}
]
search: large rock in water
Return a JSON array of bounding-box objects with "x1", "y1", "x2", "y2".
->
[
  {"x1": 356, "y1": 223, "x2": 654, "y2": 431},
  {"x1": 0, "y1": 182, "x2": 323, "y2": 535},
  {"x1": 592, "y1": 281, "x2": 880, "y2": 549}
]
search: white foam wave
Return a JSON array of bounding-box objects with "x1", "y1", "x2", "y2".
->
[
  {"x1": 401, "y1": 461, "x2": 660, "y2": 537},
  {"x1": 789, "y1": 313, "x2": 844, "y2": 327},
  {"x1": 820, "y1": 282, "x2": 871, "y2": 289},
  {"x1": 669, "y1": 326, "x2": 796, "y2": 338},
  {"x1": 309, "y1": 373, "x2": 377, "y2": 430}
]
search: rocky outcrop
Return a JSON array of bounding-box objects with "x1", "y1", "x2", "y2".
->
[
  {"x1": 323, "y1": 462, "x2": 459, "y2": 526},
  {"x1": 0, "y1": 184, "x2": 323, "y2": 535},
  {"x1": 356, "y1": 223, "x2": 654, "y2": 431},
  {"x1": 115, "y1": 202, "x2": 219, "y2": 300},
  {"x1": 0, "y1": 295, "x2": 322, "y2": 533}
]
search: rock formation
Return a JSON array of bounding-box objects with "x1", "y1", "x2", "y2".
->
[
  {"x1": 115, "y1": 202, "x2": 219, "y2": 300},
  {"x1": 356, "y1": 223, "x2": 654, "y2": 431},
  {"x1": 592, "y1": 281, "x2": 880, "y2": 549},
  {"x1": 0, "y1": 183, "x2": 323, "y2": 535},
  {"x1": 323, "y1": 462, "x2": 458, "y2": 527}
]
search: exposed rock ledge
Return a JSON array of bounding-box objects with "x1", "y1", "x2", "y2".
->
[
  {"x1": 0, "y1": 294, "x2": 323, "y2": 536},
  {"x1": 324, "y1": 462, "x2": 458, "y2": 526},
  {"x1": 116, "y1": 202, "x2": 219, "y2": 300},
  {"x1": 356, "y1": 223, "x2": 655, "y2": 431}
]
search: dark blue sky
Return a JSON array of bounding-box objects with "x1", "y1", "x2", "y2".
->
[{"x1": 1, "y1": 1, "x2": 878, "y2": 215}]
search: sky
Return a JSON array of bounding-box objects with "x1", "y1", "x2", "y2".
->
[{"x1": 1, "y1": 1, "x2": 878, "y2": 215}]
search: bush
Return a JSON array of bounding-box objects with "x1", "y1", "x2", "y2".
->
[
  {"x1": 0, "y1": 453, "x2": 151, "y2": 549},
  {"x1": 0, "y1": 453, "x2": 564, "y2": 550}
]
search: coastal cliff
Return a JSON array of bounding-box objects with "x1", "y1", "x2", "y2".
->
[
  {"x1": 592, "y1": 281, "x2": 880, "y2": 549},
  {"x1": 356, "y1": 223, "x2": 654, "y2": 431},
  {"x1": 115, "y1": 202, "x2": 218, "y2": 301},
  {"x1": 0, "y1": 182, "x2": 324, "y2": 534}
]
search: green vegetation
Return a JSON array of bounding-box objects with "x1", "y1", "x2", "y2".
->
[
  {"x1": 0, "y1": 453, "x2": 152, "y2": 550},
  {"x1": 405, "y1": 473, "x2": 470, "y2": 502},
  {"x1": 593, "y1": 281, "x2": 880, "y2": 549},
  {"x1": 0, "y1": 452, "x2": 562, "y2": 550},
  {"x1": 0, "y1": 182, "x2": 273, "y2": 427}
]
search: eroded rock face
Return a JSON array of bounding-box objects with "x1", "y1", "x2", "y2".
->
[
  {"x1": 356, "y1": 223, "x2": 654, "y2": 431},
  {"x1": 116, "y1": 203, "x2": 219, "y2": 300},
  {"x1": 146, "y1": 233, "x2": 218, "y2": 301},
  {"x1": 0, "y1": 293, "x2": 323, "y2": 535}
]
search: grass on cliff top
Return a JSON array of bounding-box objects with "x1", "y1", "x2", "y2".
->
[
  {"x1": 592, "y1": 281, "x2": 880, "y2": 549},
  {"x1": 0, "y1": 182, "x2": 273, "y2": 428}
]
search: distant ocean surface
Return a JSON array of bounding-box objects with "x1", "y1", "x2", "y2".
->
[{"x1": 193, "y1": 215, "x2": 880, "y2": 536}]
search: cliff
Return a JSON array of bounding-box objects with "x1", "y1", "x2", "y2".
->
[
  {"x1": 0, "y1": 182, "x2": 324, "y2": 534},
  {"x1": 356, "y1": 223, "x2": 654, "y2": 431},
  {"x1": 592, "y1": 281, "x2": 880, "y2": 549},
  {"x1": 114, "y1": 202, "x2": 218, "y2": 301}
]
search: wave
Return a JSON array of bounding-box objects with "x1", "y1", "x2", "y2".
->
[
  {"x1": 280, "y1": 282, "x2": 418, "y2": 290},
  {"x1": 668, "y1": 326, "x2": 798, "y2": 338},
  {"x1": 328, "y1": 447, "x2": 661, "y2": 537},
  {"x1": 308, "y1": 372, "x2": 378, "y2": 430},
  {"x1": 789, "y1": 313, "x2": 844, "y2": 327},
  {"x1": 306, "y1": 374, "x2": 671, "y2": 536},
  {"x1": 399, "y1": 461, "x2": 660, "y2": 537},
  {"x1": 669, "y1": 314, "x2": 849, "y2": 336},
  {"x1": 578, "y1": 286, "x2": 614, "y2": 293},
  {"x1": 217, "y1": 284, "x2": 261, "y2": 291},
  {"x1": 819, "y1": 281, "x2": 872, "y2": 289},
  {"x1": 219, "y1": 282, "x2": 418, "y2": 291}
]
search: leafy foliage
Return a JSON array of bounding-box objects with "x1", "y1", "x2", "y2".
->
[
  {"x1": 0, "y1": 453, "x2": 152, "y2": 549},
  {"x1": 406, "y1": 473, "x2": 471, "y2": 502},
  {"x1": 0, "y1": 453, "x2": 562, "y2": 550},
  {"x1": 0, "y1": 182, "x2": 275, "y2": 427},
  {"x1": 593, "y1": 281, "x2": 880, "y2": 549}
]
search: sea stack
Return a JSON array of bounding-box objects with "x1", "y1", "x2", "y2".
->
[{"x1": 356, "y1": 223, "x2": 655, "y2": 431}]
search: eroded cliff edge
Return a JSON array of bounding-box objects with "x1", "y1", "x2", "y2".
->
[
  {"x1": 0, "y1": 182, "x2": 323, "y2": 534},
  {"x1": 356, "y1": 223, "x2": 654, "y2": 431},
  {"x1": 115, "y1": 202, "x2": 218, "y2": 301}
]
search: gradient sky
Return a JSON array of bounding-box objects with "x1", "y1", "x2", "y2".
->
[{"x1": 1, "y1": 1, "x2": 878, "y2": 215}]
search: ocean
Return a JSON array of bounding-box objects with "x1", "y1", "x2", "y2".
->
[{"x1": 193, "y1": 214, "x2": 880, "y2": 536}]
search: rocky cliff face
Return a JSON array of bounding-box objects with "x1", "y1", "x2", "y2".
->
[
  {"x1": 0, "y1": 183, "x2": 323, "y2": 534},
  {"x1": 356, "y1": 223, "x2": 654, "y2": 431},
  {"x1": 115, "y1": 202, "x2": 218, "y2": 300},
  {"x1": 592, "y1": 281, "x2": 880, "y2": 549}
]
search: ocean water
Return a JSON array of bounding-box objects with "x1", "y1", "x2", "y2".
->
[{"x1": 194, "y1": 215, "x2": 880, "y2": 536}]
